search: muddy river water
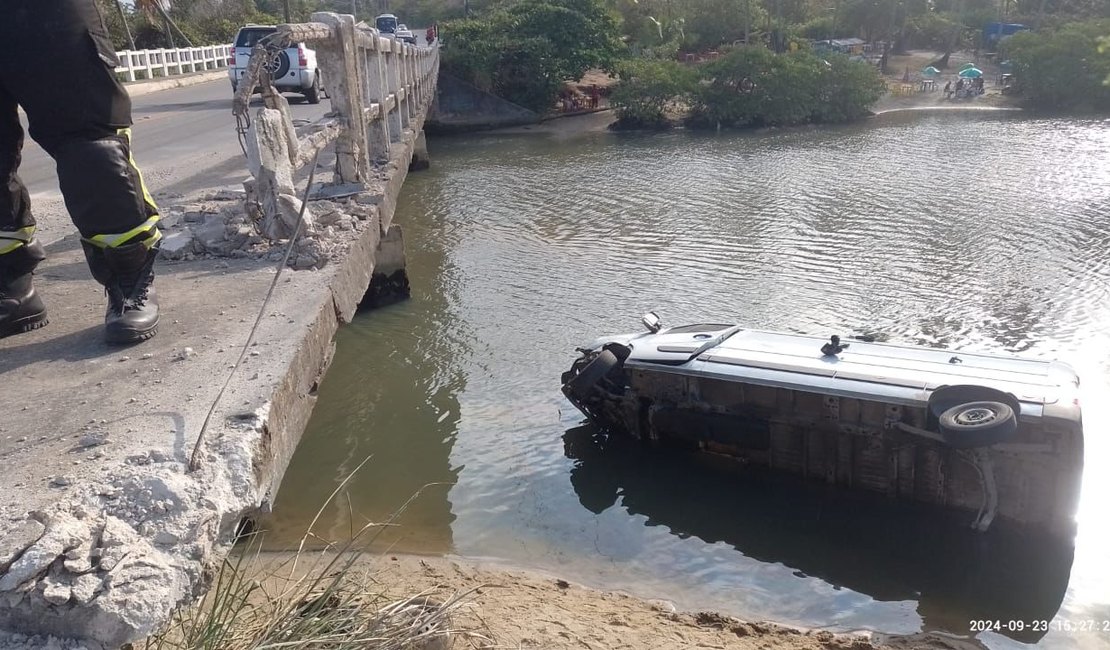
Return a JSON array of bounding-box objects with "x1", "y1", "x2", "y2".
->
[{"x1": 267, "y1": 112, "x2": 1110, "y2": 648}]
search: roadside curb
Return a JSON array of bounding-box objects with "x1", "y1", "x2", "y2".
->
[{"x1": 124, "y1": 70, "x2": 227, "y2": 98}]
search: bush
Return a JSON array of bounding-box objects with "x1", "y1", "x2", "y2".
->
[
  {"x1": 441, "y1": 0, "x2": 624, "y2": 113},
  {"x1": 812, "y1": 54, "x2": 887, "y2": 122},
  {"x1": 1003, "y1": 20, "x2": 1110, "y2": 111},
  {"x1": 610, "y1": 59, "x2": 695, "y2": 128},
  {"x1": 686, "y1": 47, "x2": 884, "y2": 128}
]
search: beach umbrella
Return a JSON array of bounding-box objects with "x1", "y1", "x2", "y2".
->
[
  {"x1": 922, "y1": 66, "x2": 940, "y2": 76},
  {"x1": 958, "y1": 67, "x2": 983, "y2": 78},
  {"x1": 960, "y1": 62, "x2": 976, "y2": 71}
]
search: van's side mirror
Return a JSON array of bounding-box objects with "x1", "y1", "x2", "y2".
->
[{"x1": 641, "y1": 311, "x2": 662, "y2": 333}]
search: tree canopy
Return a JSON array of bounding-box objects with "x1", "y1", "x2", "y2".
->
[{"x1": 440, "y1": 0, "x2": 624, "y2": 111}]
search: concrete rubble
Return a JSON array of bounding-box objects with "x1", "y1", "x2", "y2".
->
[{"x1": 158, "y1": 185, "x2": 383, "y2": 271}]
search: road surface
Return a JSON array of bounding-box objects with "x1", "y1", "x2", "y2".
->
[{"x1": 20, "y1": 79, "x2": 330, "y2": 244}]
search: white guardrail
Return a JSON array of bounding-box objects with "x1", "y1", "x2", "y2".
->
[
  {"x1": 114, "y1": 45, "x2": 233, "y2": 82},
  {"x1": 233, "y1": 12, "x2": 439, "y2": 240}
]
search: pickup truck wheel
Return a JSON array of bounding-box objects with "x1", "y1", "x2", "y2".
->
[
  {"x1": 304, "y1": 75, "x2": 322, "y2": 104},
  {"x1": 938, "y1": 401, "x2": 1017, "y2": 448}
]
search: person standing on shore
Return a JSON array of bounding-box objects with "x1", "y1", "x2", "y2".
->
[{"x1": 0, "y1": 0, "x2": 162, "y2": 343}]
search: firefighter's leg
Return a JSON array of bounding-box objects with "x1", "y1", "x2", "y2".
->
[
  {"x1": 3, "y1": 0, "x2": 161, "y2": 343},
  {"x1": 0, "y1": 82, "x2": 47, "y2": 338}
]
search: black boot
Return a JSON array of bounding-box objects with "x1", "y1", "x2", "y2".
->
[
  {"x1": 0, "y1": 240, "x2": 48, "y2": 339},
  {"x1": 81, "y1": 237, "x2": 160, "y2": 344}
]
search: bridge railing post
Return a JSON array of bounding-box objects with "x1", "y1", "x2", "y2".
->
[
  {"x1": 405, "y1": 48, "x2": 417, "y2": 122},
  {"x1": 312, "y1": 12, "x2": 370, "y2": 184},
  {"x1": 360, "y1": 32, "x2": 393, "y2": 163},
  {"x1": 385, "y1": 41, "x2": 404, "y2": 139},
  {"x1": 394, "y1": 41, "x2": 411, "y2": 130}
]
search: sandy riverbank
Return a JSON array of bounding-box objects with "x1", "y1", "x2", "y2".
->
[{"x1": 243, "y1": 552, "x2": 978, "y2": 650}]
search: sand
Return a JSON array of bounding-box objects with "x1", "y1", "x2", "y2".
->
[{"x1": 345, "y1": 554, "x2": 976, "y2": 650}]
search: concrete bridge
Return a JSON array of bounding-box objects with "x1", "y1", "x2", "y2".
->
[{"x1": 0, "y1": 13, "x2": 439, "y2": 646}]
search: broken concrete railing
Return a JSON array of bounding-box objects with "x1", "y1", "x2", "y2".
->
[{"x1": 237, "y1": 12, "x2": 439, "y2": 241}]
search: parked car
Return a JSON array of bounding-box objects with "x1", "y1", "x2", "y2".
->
[
  {"x1": 375, "y1": 13, "x2": 399, "y2": 34},
  {"x1": 228, "y1": 25, "x2": 323, "y2": 104},
  {"x1": 395, "y1": 24, "x2": 417, "y2": 45}
]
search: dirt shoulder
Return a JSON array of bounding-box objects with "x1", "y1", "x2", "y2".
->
[{"x1": 359, "y1": 554, "x2": 975, "y2": 650}]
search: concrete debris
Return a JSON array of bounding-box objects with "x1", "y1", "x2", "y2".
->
[
  {"x1": 74, "y1": 433, "x2": 109, "y2": 451},
  {"x1": 49, "y1": 477, "x2": 74, "y2": 488},
  {"x1": 0, "y1": 631, "x2": 106, "y2": 650},
  {"x1": 172, "y1": 347, "x2": 195, "y2": 362},
  {"x1": 0, "y1": 415, "x2": 264, "y2": 645},
  {"x1": 158, "y1": 188, "x2": 379, "y2": 271},
  {"x1": 0, "y1": 521, "x2": 46, "y2": 571},
  {"x1": 308, "y1": 181, "x2": 366, "y2": 201}
]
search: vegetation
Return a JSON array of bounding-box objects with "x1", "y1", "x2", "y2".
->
[
  {"x1": 609, "y1": 59, "x2": 692, "y2": 128},
  {"x1": 94, "y1": 0, "x2": 1110, "y2": 119},
  {"x1": 610, "y1": 49, "x2": 885, "y2": 130},
  {"x1": 1002, "y1": 20, "x2": 1110, "y2": 110},
  {"x1": 136, "y1": 463, "x2": 482, "y2": 650},
  {"x1": 439, "y1": 0, "x2": 624, "y2": 112},
  {"x1": 689, "y1": 48, "x2": 886, "y2": 127}
]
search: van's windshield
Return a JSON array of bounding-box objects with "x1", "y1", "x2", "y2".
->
[{"x1": 375, "y1": 15, "x2": 398, "y2": 33}]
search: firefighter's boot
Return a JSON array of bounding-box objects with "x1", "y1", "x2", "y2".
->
[
  {"x1": 0, "y1": 238, "x2": 48, "y2": 339},
  {"x1": 82, "y1": 232, "x2": 161, "y2": 344}
]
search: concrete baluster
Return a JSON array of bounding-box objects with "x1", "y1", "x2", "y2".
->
[
  {"x1": 313, "y1": 12, "x2": 370, "y2": 184},
  {"x1": 123, "y1": 51, "x2": 136, "y2": 82},
  {"x1": 405, "y1": 50, "x2": 417, "y2": 121},
  {"x1": 361, "y1": 35, "x2": 392, "y2": 163},
  {"x1": 385, "y1": 43, "x2": 404, "y2": 139},
  {"x1": 393, "y1": 41, "x2": 410, "y2": 130}
]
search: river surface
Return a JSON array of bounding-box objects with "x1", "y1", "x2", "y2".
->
[{"x1": 267, "y1": 112, "x2": 1110, "y2": 649}]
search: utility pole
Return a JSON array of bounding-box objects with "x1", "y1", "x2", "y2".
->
[
  {"x1": 283, "y1": 0, "x2": 291, "y2": 22},
  {"x1": 464, "y1": 0, "x2": 470, "y2": 18}
]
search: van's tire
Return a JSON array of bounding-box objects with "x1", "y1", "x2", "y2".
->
[
  {"x1": 565, "y1": 350, "x2": 619, "y2": 397},
  {"x1": 304, "y1": 75, "x2": 322, "y2": 104},
  {"x1": 938, "y1": 401, "x2": 1017, "y2": 448}
]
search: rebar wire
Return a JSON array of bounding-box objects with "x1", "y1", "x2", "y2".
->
[
  {"x1": 232, "y1": 33, "x2": 289, "y2": 158},
  {"x1": 187, "y1": 149, "x2": 322, "y2": 473}
]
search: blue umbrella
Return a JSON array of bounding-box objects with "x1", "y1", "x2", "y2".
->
[
  {"x1": 958, "y1": 67, "x2": 983, "y2": 78},
  {"x1": 922, "y1": 66, "x2": 940, "y2": 76}
]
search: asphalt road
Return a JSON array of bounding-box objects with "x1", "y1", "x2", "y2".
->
[{"x1": 20, "y1": 78, "x2": 330, "y2": 244}]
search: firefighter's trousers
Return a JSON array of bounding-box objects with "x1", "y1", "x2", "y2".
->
[{"x1": 0, "y1": 0, "x2": 159, "y2": 264}]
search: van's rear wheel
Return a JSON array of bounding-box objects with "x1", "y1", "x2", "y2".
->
[{"x1": 938, "y1": 401, "x2": 1017, "y2": 448}]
